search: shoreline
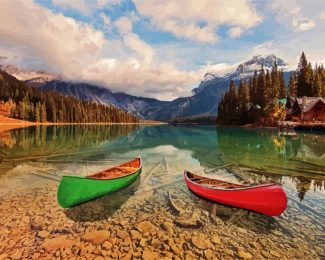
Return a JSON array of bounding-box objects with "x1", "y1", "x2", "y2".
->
[{"x1": 0, "y1": 117, "x2": 167, "y2": 133}]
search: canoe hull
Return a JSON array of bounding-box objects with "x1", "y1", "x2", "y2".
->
[
  {"x1": 184, "y1": 171, "x2": 287, "y2": 216},
  {"x1": 57, "y1": 167, "x2": 141, "y2": 208}
]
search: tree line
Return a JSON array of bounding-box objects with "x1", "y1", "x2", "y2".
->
[
  {"x1": 0, "y1": 71, "x2": 138, "y2": 123},
  {"x1": 217, "y1": 52, "x2": 325, "y2": 126}
]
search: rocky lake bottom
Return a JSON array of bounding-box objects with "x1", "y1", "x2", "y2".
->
[{"x1": 0, "y1": 157, "x2": 324, "y2": 260}]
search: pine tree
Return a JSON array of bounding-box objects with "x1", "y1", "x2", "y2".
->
[
  {"x1": 297, "y1": 52, "x2": 313, "y2": 97},
  {"x1": 288, "y1": 72, "x2": 297, "y2": 97},
  {"x1": 238, "y1": 80, "x2": 249, "y2": 105},
  {"x1": 263, "y1": 70, "x2": 272, "y2": 114},
  {"x1": 238, "y1": 80, "x2": 250, "y2": 124},
  {"x1": 35, "y1": 102, "x2": 41, "y2": 122},
  {"x1": 312, "y1": 68, "x2": 322, "y2": 97},
  {"x1": 41, "y1": 102, "x2": 47, "y2": 122},
  {"x1": 59, "y1": 97, "x2": 65, "y2": 122},
  {"x1": 279, "y1": 70, "x2": 286, "y2": 98},
  {"x1": 228, "y1": 80, "x2": 238, "y2": 124},
  {"x1": 271, "y1": 62, "x2": 279, "y2": 98},
  {"x1": 256, "y1": 67, "x2": 265, "y2": 108},
  {"x1": 319, "y1": 65, "x2": 325, "y2": 98},
  {"x1": 251, "y1": 70, "x2": 258, "y2": 104}
]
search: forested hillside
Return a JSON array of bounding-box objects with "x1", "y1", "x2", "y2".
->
[
  {"x1": 217, "y1": 52, "x2": 325, "y2": 126},
  {"x1": 0, "y1": 71, "x2": 138, "y2": 123}
]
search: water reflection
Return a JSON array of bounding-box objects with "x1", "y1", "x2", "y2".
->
[
  {"x1": 0, "y1": 124, "x2": 138, "y2": 151},
  {"x1": 1, "y1": 125, "x2": 324, "y2": 202}
]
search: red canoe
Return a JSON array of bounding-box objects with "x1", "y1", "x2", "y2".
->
[{"x1": 184, "y1": 171, "x2": 287, "y2": 216}]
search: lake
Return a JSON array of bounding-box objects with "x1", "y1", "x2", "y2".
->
[{"x1": 0, "y1": 125, "x2": 324, "y2": 259}]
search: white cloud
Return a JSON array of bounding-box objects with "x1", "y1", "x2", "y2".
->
[
  {"x1": 100, "y1": 12, "x2": 112, "y2": 32},
  {"x1": 123, "y1": 33, "x2": 155, "y2": 66},
  {"x1": 200, "y1": 62, "x2": 240, "y2": 76},
  {"x1": 0, "y1": 0, "x2": 105, "y2": 77},
  {"x1": 292, "y1": 17, "x2": 315, "y2": 32},
  {"x1": 320, "y1": 10, "x2": 325, "y2": 20},
  {"x1": 100, "y1": 13, "x2": 111, "y2": 26},
  {"x1": 134, "y1": 0, "x2": 262, "y2": 44},
  {"x1": 228, "y1": 27, "x2": 244, "y2": 38},
  {"x1": 0, "y1": 0, "x2": 205, "y2": 100},
  {"x1": 271, "y1": 0, "x2": 316, "y2": 32},
  {"x1": 114, "y1": 16, "x2": 133, "y2": 35}
]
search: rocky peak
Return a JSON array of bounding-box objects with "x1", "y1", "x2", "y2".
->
[
  {"x1": 235, "y1": 54, "x2": 288, "y2": 75},
  {"x1": 0, "y1": 64, "x2": 61, "y2": 86}
]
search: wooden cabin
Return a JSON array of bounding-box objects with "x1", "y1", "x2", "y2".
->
[{"x1": 286, "y1": 96, "x2": 325, "y2": 122}]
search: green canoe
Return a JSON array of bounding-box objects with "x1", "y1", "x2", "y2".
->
[{"x1": 57, "y1": 157, "x2": 142, "y2": 208}]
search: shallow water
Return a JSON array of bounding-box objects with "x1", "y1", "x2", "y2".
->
[{"x1": 0, "y1": 125, "x2": 324, "y2": 259}]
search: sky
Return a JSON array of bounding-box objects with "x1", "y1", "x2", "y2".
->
[{"x1": 0, "y1": 0, "x2": 324, "y2": 100}]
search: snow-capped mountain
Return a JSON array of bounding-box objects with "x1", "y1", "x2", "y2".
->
[
  {"x1": 1, "y1": 54, "x2": 293, "y2": 121},
  {"x1": 192, "y1": 54, "x2": 290, "y2": 96},
  {"x1": 0, "y1": 64, "x2": 61, "y2": 87},
  {"x1": 233, "y1": 54, "x2": 289, "y2": 79}
]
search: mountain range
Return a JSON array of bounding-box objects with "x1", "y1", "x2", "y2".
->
[{"x1": 0, "y1": 54, "x2": 292, "y2": 121}]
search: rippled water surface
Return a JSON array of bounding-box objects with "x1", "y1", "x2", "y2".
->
[{"x1": 0, "y1": 125, "x2": 324, "y2": 259}]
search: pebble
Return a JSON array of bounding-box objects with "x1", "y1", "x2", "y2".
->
[
  {"x1": 82, "y1": 230, "x2": 110, "y2": 244},
  {"x1": 116, "y1": 228, "x2": 128, "y2": 240},
  {"x1": 102, "y1": 241, "x2": 113, "y2": 250},
  {"x1": 238, "y1": 227, "x2": 247, "y2": 234},
  {"x1": 171, "y1": 244, "x2": 183, "y2": 255},
  {"x1": 40, "y1": 235, "x2": 74, "y2": 252},
  {"x1": 191, "y1": 235, "x2": 211, "y2": 250},
  {"x1": 142, "y1": 250, "x2": 159, "y2": 260},
  {"x1": 37, "y1": 230, "x2": 50, "y2": 238},
  {"x1": 204, "y1": 249, "x2": 214, "y2": 259},
  {"x1": 261, "y1": 250, "x2": 272, "y2": 258},
  {"x1": 86, "y1": 244, "x2": 95, "y2": 253},
  {"x1": 210, "y1": 234, "x2": 221, "y2": 245},
  {"x1": 237, "y1": 248, "x2": 252, "y2": 259},
  {"x1": 270, "y1": 250, "x2": 281, "y2": 257},
  {"x1": 162, "y1": 222, "x2": 174, "y2": 235},
  {"x1": 137, "y1": 221, "x2": 155, "y2": 233},
  {"x1": 130, "y1": 230, "x2": 141, "y2": 240}
]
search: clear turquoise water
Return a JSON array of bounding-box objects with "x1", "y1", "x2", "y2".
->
[{"x1": 0, "y1": 125, "x2": 324, "y2": 258}]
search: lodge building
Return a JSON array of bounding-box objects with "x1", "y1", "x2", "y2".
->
[{"x1": 286, "y1": 96, "x2": 325, "y2": 122}]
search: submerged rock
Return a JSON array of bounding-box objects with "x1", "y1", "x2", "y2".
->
[
  {"x1": 40, "y1": 235, "x2": 74, "y2": 252},
  {"x1": 82, "y1": 230, "x2": 110, "y2": 244},
  {"x1": 210, "y1": 234, "x2": 221, "y2": 245},
  {"x1": 142, "y1": 250, "x2": 159, "y2": 259},
  {"x1": 37, "y1": 230, "x2": 50, "y2": 238},
  {"x1": 237, "y1": 248, "x2": 253, "y2": 259},
  {"x1": 174, "y1": 218, "x2": 202, "y2": 229},
  {"x1": 137, "y1": 221, "x2": 155, "y2": 233},
  {"x1": 191, "y1": 235, "x2": 212, "y2": 250}
]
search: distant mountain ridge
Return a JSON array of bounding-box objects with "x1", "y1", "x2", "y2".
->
[
  {"x1": 0, "y1": 64, "x2": 61, "y2": 87},
  {"x1": 2, "y1": 54, "x2": 293, "y2": 121},
  {"x1": 41, "y1": 81, "x2": 168, "y2": 120}
]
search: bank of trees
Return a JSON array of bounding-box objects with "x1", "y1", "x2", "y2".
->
[
  {"x1": 0, "y1": 71, "x2": 138, "y2": 123},
  {"x1": 217, "y1": 52, "x2": 325, "y2": 125}
]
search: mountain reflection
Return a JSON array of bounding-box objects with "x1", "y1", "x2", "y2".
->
[{"x1": 0, "y1": 125, "x2": 324, "y2": 201}]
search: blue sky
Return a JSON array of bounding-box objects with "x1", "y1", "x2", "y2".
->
[{"x1": 0, "y1": 0, "x2": 324, "y2": 100}]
